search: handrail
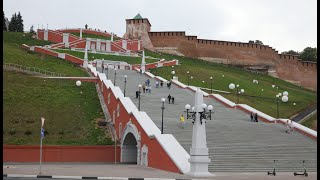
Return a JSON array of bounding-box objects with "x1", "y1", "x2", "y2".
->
[{"x1": 3, "y1": 63, "x2": 67, "y2": 77}]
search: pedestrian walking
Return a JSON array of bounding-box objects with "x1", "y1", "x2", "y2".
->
[
  {"x1": 254, "y1": 113, "x2": 258, "y2": 122},
  {"x1": 167, "y1": 94, "x2": 172, "y2": 104},
  {"x1": 155, "y1": 81, "x2": 159, "y2": 88},
  {"x1": 142, "y1": 84, "x2": 146, "y2": 93},
  {"x1": 145, "y1": 85, "x2": 149, "y2": 93},
  {"x1": 147, "y1": 79, "x2": 150, "y2": 86},
  {"x1": 172, "y1": 96, "x2": 175, "y2": 104},
  {"x1": 148, "y1": 85, "x2": 152, "y2": 94},
  {"x1": 285, "y1": 120, "x2": 293, "y2": 134},
  {"x1": 136, "y1": 91, "x2": 139, "y2": 98},
  {"x1": 160, "y1": 80, "x2": 163, "y2": 87},
  {"x1": 180, "y1": 114, "x2": 185, "y2": 129},
  {"x1": 250, "y1": 112, "x2": 254, "y2": 122},
  {"x1": 167, "y1": 81, "x2": 169, "y2": 88}
]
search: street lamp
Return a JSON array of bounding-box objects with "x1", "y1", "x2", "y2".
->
[
  {"x1": 138, "y1": 84, "x2": 142, "y2": 110},
  {"x1": 229, "y1": 83, "x2": 244, "y2": 103},
  {"x1": 210, "y1": 76, "x2": 213, "y2": 93},
  {"x1": 161, "y1": 98, "x2": 165, "y2": 134},
  {"x1": 187, "y1": 71, "x2": 190, "y2": 86},
  {"x1": 185, "y1": 103, "x2": 213, "y2": 124},
  {"x1": 76, "y1": 80, "x2": 82, "y2": 93},
  {"x1": 124, "y1": 75, "x2": 127, "y2": 97},
  {"x1": 276, "y1": 93, "x2": 288, "y2": 118},
  {"x1": 114, "y1": 67, "x2": 117, "y2": 85},
  {"x1": 171, "y1": 70, "x2": 175, "y2": 80}
]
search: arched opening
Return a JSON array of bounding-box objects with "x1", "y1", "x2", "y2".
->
[{"x1": 121, "y1": 132, "x2": 138, "y2": 164}]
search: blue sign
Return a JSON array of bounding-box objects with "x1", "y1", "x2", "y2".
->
[{"x1": 41, "y1": 128, "x2": 45, "y2": 139}]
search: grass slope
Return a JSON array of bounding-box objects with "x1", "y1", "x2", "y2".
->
[
  {"x1": 301, "y1": 113, "x2": 317, "y2": 131},
  {"x1": 54, "y1": 49, "x2": 159, "y2": 64},
  {"x1": 3, "y1": 71, "x2": 112, "y2": 145},
  {"x1": 4, "y1": 31, "x2": 112, "y2": 145},
  {"x1": 146, "y1": 50, "x2": 317, "y2": 120}
]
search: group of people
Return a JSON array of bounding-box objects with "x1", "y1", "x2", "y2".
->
[
  {"x1": 285, "y1": 120, "x2": 294, "y2": 134},
  {"x1": 250, "y1": 112, "x2": 258, "y2": 122},
  {"x1": 167, "y1": 94, "x2": 175, "y2": 104}
]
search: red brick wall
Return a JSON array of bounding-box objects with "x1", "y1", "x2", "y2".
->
[
  {"x1": 65, "y1": 54, "x2": 83, "y2": 65},
  {"x1": 3, "y1": 145, "x2": 120, "y2": 162},
  {"x1": 34, "y1": 47, "x2": 59, "y2": 57},
  {"x1": 148, "y1": 32, "x2": 317, "y2": 91}
]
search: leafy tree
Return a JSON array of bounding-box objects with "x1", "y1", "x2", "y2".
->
[
  {"x1": 85, "y1": 24, "x2": 88, "y2": 29},
  {"x1": 3, "y1": 11, "x2": 7, "y2": 31},
  {"x1": 255, "y1": 40, "x2": 263, "y2": 45},
  {"x1": 282, "y1": 50, "x2": 300, "y2": 55},
  {"x1": 16, "y1": 12, "x2": 24, "y2": 32},
  {"x1": 299, "y1": 47, "x2": 317, "y2": 62},
  {"x1": 29, "y1": 25, "x2": 35, "y2": 34},
  {"x1": 248, "y1": 40, "x2": 254, "y2": 44},
  {"x1": 8, "y1": 13, "x2": 17, "y2": 32}
]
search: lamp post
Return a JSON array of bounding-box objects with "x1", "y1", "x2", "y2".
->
[
  {"x1": 276, "y1": 93, "x2": 288, "y2": 118},
  {"x1": 210, "y1": 76, "x2": 213, "y2": 94},
  {"x1": 124, "y1": 75, "x2": 127, "y2": 97},
  {"x1": 161, "y1": 98, "x2": 165, "y2": 134},
  {"x1": 106, "y1": 64, "x2": 109, "y2": 79},
  {"x1": 171, "y1": 70, "x2": 175, "y2": 80},
  {"x1": 39, "y1": 117, "x2": 45, "y2": 174},
  {"x1": 138, "y1": 84, "x2": 142, "y2": 110},
  {"x1": 114, "y1": 68, "x2": 117, "y2": 85},
  {"x1": 187, "y1": 71, "x2": 190, "y2": 86},
  {"x1": 184, "y1": 88, "x2": 214, "y2": 176}
]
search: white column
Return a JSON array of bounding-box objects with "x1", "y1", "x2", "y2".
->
[
  {"x1": 96, "y1": 39, "x2": 101, "y2": 51},
  {"x1": 141, "y1": 50, "x2": 146, "y2": 73},
  {"x1": 86, "y1": 38, "x2": 91, "y2": 50},
  {"x1": 122, "y1": 40, "x2": 127, "y2": 50},
  {"x1": 138, "y1": 40, "x2": 141, "y2": 51},
  {"x1": 63, "y1": 33, "x2": 69, "y2": 48},
  {"x1": 84, "y1": 44, "x2": 88, "y2": 61},
  {"x1": 187, "y1": 88, "x2": 214, "y2": 177},
  {"x1": 106, "y1": 41, "x2": 111, "y2": 52},
  {"x1": 44, "y1": 29, "x2": 48, "y2": 41},
  {"x1": 80, "y1": 28, "x2": 83, "y2": 39},
  {"x1": 111, "y1": 32, "x2": 114, "y2": 42}
]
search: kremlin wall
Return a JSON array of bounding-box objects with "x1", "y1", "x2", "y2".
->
[{"x1": 123, "y1": 14, "x2": 317, "y2": 91}]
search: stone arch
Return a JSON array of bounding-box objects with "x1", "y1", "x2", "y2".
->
[{"x1": 120, "y1": 122, "x2": 141, "y2": 164}]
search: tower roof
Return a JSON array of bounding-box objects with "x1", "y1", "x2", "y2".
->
[{"x1": 133, "y1": 13, "x2": 143, "y2": 19}]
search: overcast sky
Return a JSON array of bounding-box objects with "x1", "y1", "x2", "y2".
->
[{"x1": 4, "y1": 0, "x2": 317, "y2": 52}]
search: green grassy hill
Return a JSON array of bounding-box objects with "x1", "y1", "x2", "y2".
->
[
  {"x1": 3, "y1": 31, "x2": 112, "y2": 145},
  {"x1": 146, "y1": 50, "x2": 317, "y2": 122}
]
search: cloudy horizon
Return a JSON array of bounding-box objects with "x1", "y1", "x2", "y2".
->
[{"x1": 3, "y1": 0, "x2": 317, "y2": 53}]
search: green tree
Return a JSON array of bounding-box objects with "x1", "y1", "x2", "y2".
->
[
  {"x1": 255, "y1": 40, "x2": 263, "y2": 45},
  {"x1": 299, "y1": 47, "x2": 317, "y2": 62},
  {"x1": 29, "y1": 25, "x2": 35, "y2": 34},
  {"x1": 16, "y1": 12, "x2": 24, "y2": 32},
  {"x1": 8, "y1": 13, "x2": 17, "y2": 32},
  {"x1": 3, "y1": 11, "x2": 7, "y2": 31},
  {"x1": 282, "y1": 50, "x2": 300, "y2": 55}
]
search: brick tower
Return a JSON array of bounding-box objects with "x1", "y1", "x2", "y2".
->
[{"x1": 123, "y1": 13, "x2": 154, "y2": 50}]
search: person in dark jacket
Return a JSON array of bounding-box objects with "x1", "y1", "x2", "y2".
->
[
  {"x1": 172, "y1": 96, "x2": 175, "y2": 104},
  {"x1": 167, "y1": 94, "x2": 172, "y2": 104},
  {"x1": 250, "y1": 112, "x2": 254, "y2": 122},
  {"x1": 254, "y1": 113, "x2": 258, "y2": 122}
]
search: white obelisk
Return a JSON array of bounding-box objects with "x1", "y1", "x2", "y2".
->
[
  {"x1": 141, "y1": 50, "x2": 146, "y2": 73},
  {"x1": 187, "y1": 88, "x2": 214, "y2": 177}
]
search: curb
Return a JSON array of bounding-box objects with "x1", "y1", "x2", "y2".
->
[{"x1": 4, "y1": 174, "x2": 193, "y2": 180}]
